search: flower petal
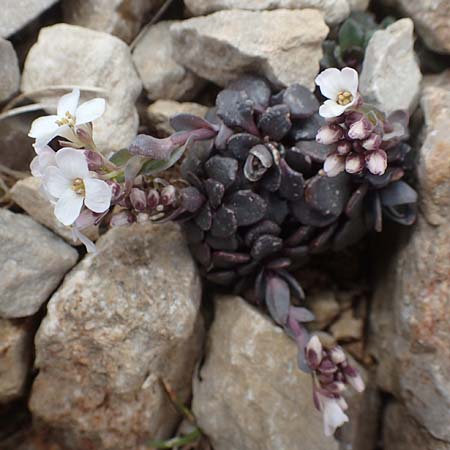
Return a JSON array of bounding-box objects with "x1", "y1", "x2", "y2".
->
[
  {"x1": 72, "y1": 227, "x2": 97, "y2": 254},
  {"x1": 319, "y1": 100, "x2": 347, "y2": 119},
  {"x1": 30, "y1": 156, "x2": 41, "y2": 177},
  {"x1": 75, "y1": 98, "x2": 106, "y2": 125},
  {"x1": 57, "y1": 89, "x2": 80, "y2": 117},
  {"x1": 340, "y1": 67, "x2": 359, "y2": 97},
  {"x1": 29, "y1": 115, "x2": 59, "y2": 140},
  {"x1": 345, "y1": 153, "x2": 365, "y2": 174},
  {"x1": 315, "y1": 68, "x2": 342, "y2": 100},
  {"x1": 84, "y1": 178, "x2": 112, "y2": 213},
  {"x1": 323, "y1": 398, "x2": 349, "y2": 437},
  {"x1": 324, "y1": 153, "x2": 345, "y2": 177},
  {"x1": 366, "y1": 150, "x2": 387, "y2": 175},
  {"x1": 56, "y1": 148, "x2": 89, "y2": 179},
  {"x1": 44, "y1": 166, "x2": 71, "y2": 198},
  {"x1": 54, "y1": 190, "x2": 84, "y2": 226}
]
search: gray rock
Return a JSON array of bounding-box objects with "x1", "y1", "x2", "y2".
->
[
  {"x1": 330, "y1": 310, "x2": 363, "y2": 342},
  {"x1": 147, "y1": 100, "x2": 208, "y2": 136},
  {"x1": 21, "y1": 24, "x2": 142, "y2": 153},
  {"x1": 132, "y1": 21, "x2": 204, "y2": 101},
  {"x1": 193, "y1": 295, "x2": 340, "y2": 450},
  {"x1": 383, "y1": 402, "x2": 450, "y2": 450},
  {"x1": 360, "y1": 19, "x2": 422, "y2": 114},
  {"x1": 10, "y1": 177, "x2": 99, "y2": 245},
  {"x1": 184, "y1": 0, "x2": 349, "y2": 25},
  {"x1": 0, "y1": 39, "x2": 20, "y2": 103},
  {"x1": 0, "y1": 0, "x2": 58, "y2": 38},
  {"x1": 29, "y1": 222, "x2": 203, "y2": 450},
  {"x1": 370, "y1": 73, "x2": 450, "y2": 442},
  {"x1": 0, "y1": 318, "x2": 34, "y2": 403},
  {"x1": 307, "y1": 290, "x2": 340, "y2": 330},
  {"x1": 62, "y1": 0, "x2": 165, "y2": 44},
  {"x1": 0, "y1": 209, "x2": 78, "y2": 319},
  {"x1": 346, "y1": 0, "x2": 370, "y2": 10},
  {"x1": 0, "y1": 117, "x2": 34, "y2": 171},
  {"x1": 171, "y1": 9, "x2": 328, "y2": 90}
]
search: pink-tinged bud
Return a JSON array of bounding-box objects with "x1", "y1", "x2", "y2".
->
[
  {"x1": 84, "y1": 150, "x2": 104, "y2": 171},
  {"x1": 330, "y1": 346, "x2": 346, "y2": 364},
  {"x1": 316, "y1": 124, "x2": 344, "y2": 145},
  {"x1": 362, "y1": 133, "x2": 381, "y2": 151},
  {"x1": 348, "y1": 116, "x2": 373, "y2": 140},
  {"x1": 130, "y1": 188, "x2": 147, "y2": 211},
  {"x1": 323, "y1": 153, "x2": 345, "y2": 177},
  {"x1": 345, "y1": 153, "x2": 365, "y2": 174},
  {"x1": 318, "y1": 358, "x2": 338, "y2": 374},
  {"x1": 306, "y1": 335, "x2": 323, "y2": 369},
  {"x1": 366, "y1": 149, "x2": 387, "y2": 175},
  {"x1": 110, "y1": 210, "x2": 135, "y2": 227},
  {"x1": 344, "y1": 365, "x2": 365, "y2": 392},
  {"x1": 327, "y1": 382, "x2": 346, "y2": 393},
  {"x1": 337, "y1": 396, "x2": 348, "y2": 411},
  {"x1": 147, "y1": 189, "x2": 160, "y2": 210},
  {"x1": 318, "y1": 373, "x2": 335, "y2": 385},
  {"x1": 161, "y1": 185, "x2": 177, "y2": 206},
  {"x1": 108, "y1": 181, "x2": 123, "y2": 203},
  {"x1": 336, "y1": 140, "x2": 351, "y2": 156},
  {"x1": 344, "y1": 111, "x2": 363, "y2": 127}
]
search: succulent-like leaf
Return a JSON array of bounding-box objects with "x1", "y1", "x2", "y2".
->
[
  {"x1": 251, "y1": 234, "x2": 283, "y2": 261},
  {"x1": 211, "y1": 206, "x2": 238, "y2": 238},
  {"x1": 204, "y1": 178, "x2": 225, "y2": 209},
  {"x1": 244, "y1": 220, "x2": 281, "y2": 247},
  {"x1": 258, "y1": 105, "x2": 291, "y2": 140},
  {"x1": 205, "y1": 155, "x2": 239, "y2": 188},
  {"x1": 226, "y1": 190, "x2": 267, "y2": 226},
  {"x1": 170, "y1": 113, "x2": 217, "y2": 132},
  {"x1": 212, "y1": 251, "x2": 251, "y2": 268},
  {"x1": 228, "y1": 76, "x2": 271, "y2": 110},
  {"x1": 265, "y1": 275, "x2": 291, "y2": 325},
  {"x1": 282, "y1": 84, "x2": 319, "y2": 118}
]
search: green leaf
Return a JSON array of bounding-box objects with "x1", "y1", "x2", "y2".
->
[
  {"x1": 109, "y1": 148, "x2": 132, "y2": 166},
  {"x1": 321, "y1": 40, "x2": 338, "y2": 68},
  {"x1": 339, "y1": 17, "x2": 366, "y2": 54},
  {"x1": 140, "y1": 145, "x2": 185, "y2": 176},
  {"x1": 147, "y1": 428, "x2": 202, "y2": 449}
]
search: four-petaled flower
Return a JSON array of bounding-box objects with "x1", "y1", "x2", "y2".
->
[
  {"x1": 43, "y1": 148, "x2": 112, "y2": 226},
  {"x1": 28, "y1": 88, "x2": 105, "y2": 146},
  {"x1": 320, "y1": 395, "x2": 349, "y2": 437},
  {"x1": 315, "y1": 68, "x2": 359, "y2": 118}
]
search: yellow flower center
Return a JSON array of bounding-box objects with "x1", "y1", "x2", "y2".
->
[
  {"x1": 55, "y1": 111, "x2": 76, "y2": 128},
  {"x1": 336, "y1": 91, "x2": 353, "y2": 106},
  {"x1": 72, "y1": 178, "x2": 85, "y2": 195}
]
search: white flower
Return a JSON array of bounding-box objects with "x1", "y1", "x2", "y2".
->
[
  {"x1": 43, "y1": 148, "x2": 112, "y2": 226},
  {"x1": 30, "y1": 144, "x2": 56, "y2": 178},
  {"x1": 321, "y1": 396, "x2": 349, "y2": 436},
  {"x1": 29, "y1": 89, "x2": 106, "y2": 146},
  {"x1": 315, "y1": 68, "x2": 359, "y2": 119}
]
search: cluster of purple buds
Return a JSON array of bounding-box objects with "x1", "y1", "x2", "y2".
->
[{"x1": 317, "y1": 110, "x2": 389, "y2": 177}]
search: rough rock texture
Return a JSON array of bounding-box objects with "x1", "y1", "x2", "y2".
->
[
  {"x1": 383, "y1": 402, "x2": 450, "y2": 450},
  {"x1": 0, "y1": 0, "x2": 58, "y2": 38},
  {"x1": 29, "y1": 223, "x2": 203, "y2": 450},
  {"x1": 171, "y1": 9, "x2": 328, "y2": 90},
  {"x1": 0, "y1": 209, "x2": 78, "y2": 319},
  {"x1": 21, "y1": 24, "x2": 142, "y2": 153},
  {"x1": 132, "y1": 21, "x2": 204, "y2": 101},
  {"x1": 0, "y1": 319, "x2": 34, "y2": 403},
  {"x1": 184, "y1": 0, "x2": 349, "y2": 25},
  {"x1": 346, "y1": 0, "x2": 370, "y2": 10},
  {"x1": 360, "y1": 19, "x2": 422, "y2": 114},
  {"x1": 193, "y1": 295, "x2": 339, "y2": 450},
  {"x1": 10, "y1": 177, "x2": 99, "y2": 245},
  {"x1": 62, "y1": 0, "x2": 164, "y2": 44},
  {"x1": 0, "y1": 38, "x2": 20, "y2": 103},
  {"x1": 0, "y1": 118, "x2": 34, "y2": 172},
  {"x1": 330, "y1": 310, "x2": 363, "y2": 341},
  {"x1": 307, "y1": 290, "x2": 340, "y2": 330},
  {"x1": 370, "y1": 73, "x2": 450, "y2": 443},
  {"x1": 147, "y1": 100, "x2": 208, "y2": 136}
]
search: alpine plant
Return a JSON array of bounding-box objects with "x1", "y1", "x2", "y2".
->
[{"x1": 27, "y1": 68, "x2": 417, "y2": 437}]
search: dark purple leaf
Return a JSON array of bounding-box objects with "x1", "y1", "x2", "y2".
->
[
  {"x1": 333, "y1": 213, "x2": 368, "y2": 251},
  {"x1": 289, "y1": 113, "x2": 326, "y2": 141},
  {"x1": 279, "y1": 159, "x2": 305, "y2": 201},
  {"x1": 294, "y1": 140, "x2": 334, "y2": 163},
  {"x1": 285, "y1": 225, "x2": 315, "y2": 247},
  {"x1": 190, "y1": 242, "x2": 211, "y2": 267},
  {"x1": 291, "y1": 196, "x2": 337, "y2": 227},
  {"x1": 285, "y1": 145, "x2": 313, "y2": 175},
  {"x1": 227, "y1": 133, "x2": 261, "y2": 161},
  {"x1": 345, "y1": 183, "x2": 368, "y2": 217},
  {"x1": 204, "y1": 178, "x2": 225, "y2": 209},
  {"x1": 215, "y1": 122, "x2": 234, "y2": 151},
  {"x1": 228, "y1": 76, "x2": 271, "y2": 110},
  {"x1": 265, "y1": 275, "x2": 291, "y2": 325},
  {"x1": 212, "y1": 251, "x2": 251, "y2": 268},
  {"x1": 211, "y1": 206, "x2": 238, "y2": 238},
  {"x1": 283, "y1": 84, "x2": 319, "y2": 118},
  {"x1": 170, "y1": 113, "x2": 217, "y2": 132},
  {"x1": 251, "y1": 234, "x2": 283, "y2": 261},
  {"x1": 258, "y1": 104, "x2": 292, "y2": 140},
  {"x1": 266, "y1": 257, "x2": 292, "y2": 270},
  {"x1": 244, "y1": 220, "x2": 281, "y2": 247},
  {"x1": 205, "y1": 155, "x2": 238, "y2": 188},
  {"x1": 226, "y1": 190, "x2": 267, "y2": 226},
  {"x1": 380, "y1": 181, "x2": 418, "y2": 206},
  {"x1": 195, "y1": 203, "x2": 212, "y2": 231},
  {"x1": 277, "y1": 269, "x2": 305, "y2": 300},
  {"x1": 182, "y1": 222, "x2": 204, "y2": 244},
  {"x1": 180, "y1": 187, "x2": 205, "y2": 213},
  {"x1": 206, "y1": 270, "x2": 237, "y2": 286},
  {"x1": 206, "y1": 234, "x2": 239, "y2": 251},
  {"x1": 309, "y1": 222, "x2": 339, "y2": 253},
  {"x1": 289, "y1": 306, "x2": 315, "y2": 323},
  {"x1": 260, "y1": 191, "x2": 288, "y2": 225}
]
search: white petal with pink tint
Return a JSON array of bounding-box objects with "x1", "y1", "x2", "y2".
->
[
  {"x1": 57, "y1": 89, "x2": 80, "y2": 117},
  {"x1": 75, "y1": 98, "x2": 106, "y2": 125},
  {"x1": 324, "y1": 153, "x2": 345, "y2": 177},
  {"x1": 345, "y1": 153, "x2": 364, "y2": 174},
  {"x1": 366, "y1": 150, "x2": 387, "y2": 175},
  {"x1": 322, "y1": 397, "x2": 349, "y2": 436},
  {"x1": 54, "y1": 189, "x2": 84, "y2": 226},
  {"x1": 84, "y1": 178, "x2": 112, "y2": 213},
  {"x1": 56, "y1": 148, "x2": 89, "y2": 179}
]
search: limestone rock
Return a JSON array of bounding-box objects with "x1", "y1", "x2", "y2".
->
[
  {"x1": 132, "y1": 21, "x2": 204, "y2": 101},
  {"x1": 360, "y1": 19, "x2": 422, "y2": 114},
  {"x1": 184, "y1": 0, "x2": 349, "y2": 25},
  {"x1": 346, "y1": 0, "x2": 370, "y2": 10},
  {"x1": 147, "y1": 100, "x2": 208, "y2": 136},
  {"x1": 62, "y1": 0, "x2": 165, "y2": 44},
  {"x1": 0, "y1": 0, "x2": 58, "y2": 38},
  {"x1": 307, "y1": 290, "x2": 340, "y2": 329},
  {"x1": 0, "y1": 117, "x2": 34, "y2": 171},
  {"x1": 330, "y1": 310, "x2": 363, "y2": 342},
  {"x1": 171, "y1": 9, "x2": 328, "y2": 90},
  {"x1": 29, "y1": 222, "x2": 203, "y2": 450},
  {"x1": 0, "y1": 319, "x2": 34, "y2": 403},
  {"x1": 21, "y1": 24, "x2": 142, "y2": 153},
  {"x1": 10, "y1": 177, "x2": 99, "y2": 245},
  {"x1": 0, "y1": 209, "x2": 78, "y2": 319},
  {"x1": 0, "y1": 39, "x2": 20, "y2": 103},
  {"x1": 192, "y1": 295, "x2": 339, "y2": 450}
]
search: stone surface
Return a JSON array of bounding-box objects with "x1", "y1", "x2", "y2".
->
[
  {"x1": 0, "y1": 0, "x2": 58, "y2": 38},
  {"x1": 307, "y1": 290, "x2": 340, "y2": 329},
  {"x1": 193, "y1": 295, "x2": 340, "y2": 450},
  {"x1": 132, "y1": 21, "x2": 204, "y2": 101},
  {"x1": 21, "y1": 24, "x2": 142, "y2": 153},
  {"x1": 360, "y1": 19, "x2": 422, "y2": 114},
  {"x1": 62, "y1": 0, "x2": 164, "y2": 44},
  {"x1": 0, "y1": 39, "x2": 20, "y2": 103},
  {"x1": 171, "y1": 9, "x2": 328, "y2": 90},
  {"x1": 0, "y1": 319, "x2": 34, "y2": 403},
  {"x1": 346, "y1": 0, "x2": 370, "y2": 10},
  {"x1": 184, "y1": 0, "x2": 349, "y2": 25},
  {"x1": 330, "y1": 310, "x2": 363, "y2": 341},
  {"x1": 29, "y1": 222, "x2": 203, "y2": 450},
  {"x1": 10, "y1": 177, "x2": 99, "y2": 245},
  {"x1": 383, "y1": 402, "x2": 450, "y2": 450},
  {"x1": 147, "y1": 100, "x2": 208, "y2": 136},
  {"x1": 0, "y1": 209, "x2": 78, "y2": 319},
  {"x1": 370, "y1": 73, "x2": 450, "y2": 442}
]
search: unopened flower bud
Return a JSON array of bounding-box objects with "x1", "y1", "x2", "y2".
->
[
  {"x1": 147, "y1": 189, "x2": 160, "y2": 210},
  {"x1": 316, "y1": 124, "x2": 344, "y2": 145},
  {"x1": 161, "y1": 185, "x2": 177, "y2": 206},
  {"x1": 327, "y1": 382, "x2": 346, "y2": 393},
  {"x1": 344, "y1": 365, "x2": 365, "y2": 393},
  {"x1": 366, "y1": 149, "x2": 387, "y2": 176},
  {"x1": 362, "y1": 133, "x2": 382, "y2": 151},
  {"x1": 84, "y1": 150, "x2": 104, "y2": 171},
  {"x1": 130, "y1": 188, "x2": 147, "y2": 211},
  {"x1": 345, "y1": 153, "x2": 365, "y2": 174},
  {"x1": 108, "y1": 181, "x2": 122, "y2": 203},
  {"x1": 306, "y1": 335, "x2": 323, "y2": 369},
  {"x1": 330, "y1": 346, "x2": 346, "y2": 364},
  {"x1": 337, "y1": 396, "x2": 348, "y2": 411},
  {"x1": 323, "y1": 153, "x2": 345, "y2": 177},
  {"x1": 336, "y1": 140, "x2": 351, "y2": 156},
  {"x1": 110, "y1": 210, "x2": 135, "y2": 227},
  {"x1": 318, "y1": 358, "x2": 338, "y2": 374},
  {"x1": 348, "y1": 116, "x2": 373, "y2": 140}
]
